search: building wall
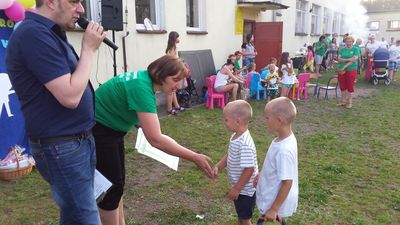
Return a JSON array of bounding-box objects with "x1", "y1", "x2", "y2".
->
[
  {"x1": 65, "y1": 0, "x2": 356, "y2": 93},
  {"x1": 260, "y1": 0, "x2": 356, "y2": 55},
  {"x1": 367, "y1": 11, "x2": 400, "y2": 41},
  {"x1": 67, "y1": 0, "x2": 243, "y2": 90}
]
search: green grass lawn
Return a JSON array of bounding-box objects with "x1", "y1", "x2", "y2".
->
[{"x1": 1, "y1": 72, "x2": 399, "y2": 225}]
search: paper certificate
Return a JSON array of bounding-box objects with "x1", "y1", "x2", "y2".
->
[
  {"x1": 94, "y1": 169, "x2": 112, "y2": 202},
  {"x1": 135, "y1": 128, "x2": 179, "y2": 171}
]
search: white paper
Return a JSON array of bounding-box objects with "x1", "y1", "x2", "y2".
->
[
  {"x1": 135, "y1": 128, "x2": 179, "y2": 171},
  {"x1": 94, "y1": 169, "x2": 112, "y2": 201}
]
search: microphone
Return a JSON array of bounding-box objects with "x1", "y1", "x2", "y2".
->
[{"x1": 77, "y1": 17, "x2": 118, "y2": 51}]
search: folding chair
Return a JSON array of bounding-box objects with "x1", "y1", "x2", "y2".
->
[
  {"x1": 307, "y1": 73, "x2": 320, "y2": 97},
  {"x1": 317, "y1": 76, "x2": 338, "y2": 99}
]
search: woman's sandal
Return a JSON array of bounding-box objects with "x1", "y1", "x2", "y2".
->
[
  {"x1": 167, "y1": 108, "x2": 177, "y2": 115},
  {"x1": 175, "y1": 106, "x2": 185, "y2": 112}
]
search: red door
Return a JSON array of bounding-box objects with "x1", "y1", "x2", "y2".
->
[{"x1": 254, "y1": 22, "x2": 283, "y2": 72}]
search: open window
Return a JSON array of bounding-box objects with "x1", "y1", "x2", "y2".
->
[{"x1": 135, "y1": 0, "x2": 165, "y2": 31}]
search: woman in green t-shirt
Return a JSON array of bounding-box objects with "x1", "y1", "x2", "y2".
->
[
  {"x1": 337, "y1": 36, "x2": 359, "y2": 109},
  {"x1": 93, "y1": 55, "x2": 213, "y2": 225}
]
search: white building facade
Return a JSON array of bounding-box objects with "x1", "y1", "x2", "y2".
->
[{"x1": 66, "y1": 0, "x2": 355, "y2": 96}]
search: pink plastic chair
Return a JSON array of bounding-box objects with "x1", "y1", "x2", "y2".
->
[
  {"x1": 245, "y1": 72, "x2": 252, "y2": 88},
  {"x1": 295, "y1": 73, "x2": 310, "y2": 100},
  {"x1": 205, "y1": 75, "x2": 226, "y2": 109}
]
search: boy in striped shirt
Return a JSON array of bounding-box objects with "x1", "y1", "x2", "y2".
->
[{"x1": 213, "y1": 100, "x2": 258, "y2": 225}]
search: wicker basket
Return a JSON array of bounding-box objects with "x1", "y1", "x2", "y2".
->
[{"x1": 0, "y1": 149, "x2": 33, "y2": 181}]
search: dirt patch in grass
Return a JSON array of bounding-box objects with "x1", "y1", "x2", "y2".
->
[{"x1": 354, "y1": 87, "x2": 377, "y2": 98}]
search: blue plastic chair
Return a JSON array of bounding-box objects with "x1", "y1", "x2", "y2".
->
[
  {"x1": 249, "y1": 72, "x2": 267, "y2": 100},
  {"x1": 260, "y1": 69, "x2": 270, "y2": 80}
]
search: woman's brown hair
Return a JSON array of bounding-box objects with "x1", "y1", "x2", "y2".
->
[
  {"x1": 165, "y1": 31, "x2": 179, "y2": 55},
  {"x1": 147, "y1": 55, "x2": 188, "y2": 85}
]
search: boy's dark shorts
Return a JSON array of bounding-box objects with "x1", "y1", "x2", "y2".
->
[{"x1": 234, "y1": 193, "x2": 256, "y2": 219}]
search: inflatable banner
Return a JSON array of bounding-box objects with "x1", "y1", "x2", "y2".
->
[{"x1": 0, "y1": 10, "x2": 30, "y2": 159}]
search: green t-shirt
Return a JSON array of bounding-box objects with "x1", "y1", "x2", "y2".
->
[
  {"x1": 95, "y1": 70, "x2": 157, "y2": 132},
  {"x1": 326, "y1": 37, "x2": 332, "y2": 45},
  {"x1": 339, "y1": 46, "x2": 358, "y2": 71},
  {"x1": 234, "y1": 59, "x2": 241, "y2": 70},
  {"x1": 315, "y1": 41, "x2": 327, "y2": 56}
]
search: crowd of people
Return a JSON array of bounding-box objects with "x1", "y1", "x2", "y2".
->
[
  {"x1": 7, "y1": 1, "x2": 400, "y2": 225},
  {"x1": 214, "y1": 32, "x2": 400, "y2": 110},
  {"x1": 5, "y1": 1, "x2": 299, "y2": 225}
]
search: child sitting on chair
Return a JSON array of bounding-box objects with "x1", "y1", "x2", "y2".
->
[
  {"x1": 213, "y1": 100, "x2": 258, "y2": 225},
  {"x1": 265, "y1": 64, "x2": 280, "y2": 102}
]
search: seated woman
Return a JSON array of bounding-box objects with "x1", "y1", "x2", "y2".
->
[{"x1": 214, "y1": 61, "x2": 244, "y2": 101}]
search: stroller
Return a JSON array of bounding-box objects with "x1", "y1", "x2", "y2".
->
[
  {"x1": 370, "y1": 48, "x2": 391, "y2": 86},
  {"x1": 291, "y1": 56, "x2": 306, "y2": 73},
  {"x1": 176, "y1": 63, "x2": 201, "y2": 108}
]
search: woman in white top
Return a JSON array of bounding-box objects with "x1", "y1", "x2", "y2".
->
[
  {"x1": 214, "y1": 61, "x2": 244, "y2": 101},
  {"x1": 279, "y1": 52, "x2": 296, "y2": 97}
]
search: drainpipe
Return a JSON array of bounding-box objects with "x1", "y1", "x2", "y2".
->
[{"x1": 122, "y1": 5, "x2": 129, "y2": 72}]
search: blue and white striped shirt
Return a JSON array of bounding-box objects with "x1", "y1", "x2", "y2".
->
[{"x1": 227, "y1": 130, "x2": 258, "y2": 196}]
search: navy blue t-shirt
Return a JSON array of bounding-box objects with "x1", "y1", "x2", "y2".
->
[{"x1": 6, "y1": 12, "x2": 95, "y2": 139}]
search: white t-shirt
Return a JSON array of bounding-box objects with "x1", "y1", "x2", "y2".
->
[
  {"x1": 256, "y1": 133, "x2": 298, "y2": 217},
  {"x1": 389, "y1": 45, "x2": 400, "y2": 61},
  {"x1": 366, "y1": 41, "x2": 381, "y2": 56},
  {"x1": 227, "y1": 130, "x2": 259, "y2": 197},
  {"x1": 380, "y1": 40, "x2": 388, "y2": 49},
  {"x1": 281, "y1": 64, "x2": 296, "y2": 85},
  {"x1": 214, "y1": 70, "x2": 229, "y2": 88}
]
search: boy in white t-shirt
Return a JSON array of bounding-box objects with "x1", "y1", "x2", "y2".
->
[
  {"x1": 213, "y1": 100, "x2": 258, "y2": 225},
  {"x1": 254, "y1": 97, "x2": 298, "y2": 225}
]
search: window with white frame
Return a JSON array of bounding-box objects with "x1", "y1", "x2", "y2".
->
[
  {"x1": 332, "y1": 12, "x2": 340, "y2": 34},
  {"x1": 322, "y1": 8, "x2": 332, "y2": 35},
  {"x1": 295, "y1": 0, "x2": 308, "y2": 34},
  {"x1": 310, "y1": 4, "x2": 321, "y2": 35},
  {"x1": 135, "y1": 0, "x2": 165, "y2": 30},
  {"x1": 387, "y1": 20, "x2": 399, "y2": 30},
  {"x1": 81, "y1": 0, "x2": 101, "y2": 23},
  {"x1": 368, "y1": 21, "x2": 379, "y2": 30},
  {"x1": 186, "y1": 0, "x2": 206, "y2": 31}
]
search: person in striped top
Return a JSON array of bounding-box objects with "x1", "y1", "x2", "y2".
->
[{"x1": 213, "y1": 100, "x2": 258, "y2": 225}]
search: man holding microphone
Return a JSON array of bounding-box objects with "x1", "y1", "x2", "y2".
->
[{"x1": 6, "y1": 0, "x2": 105, "y2": 224}]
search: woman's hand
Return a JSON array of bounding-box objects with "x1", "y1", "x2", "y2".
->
[{"x1": 193, "y1": 153, "x2": 214, "y2": 179}]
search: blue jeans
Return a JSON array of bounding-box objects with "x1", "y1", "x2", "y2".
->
[
  {"x1": 243, "y1": 58, "x2": 255, "y2": 67},
  {"x1": 30, "y1": 135, "x2": 100, "y2": 225}
]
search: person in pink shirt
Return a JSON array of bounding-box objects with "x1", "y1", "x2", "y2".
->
[{"x1": 303, "y1": 46, "x2": 314, "y2": 72}]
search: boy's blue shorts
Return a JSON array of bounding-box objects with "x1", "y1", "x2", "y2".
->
[{"x1": 233, "y1": 193, "x2": 256, "y2": 220}]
